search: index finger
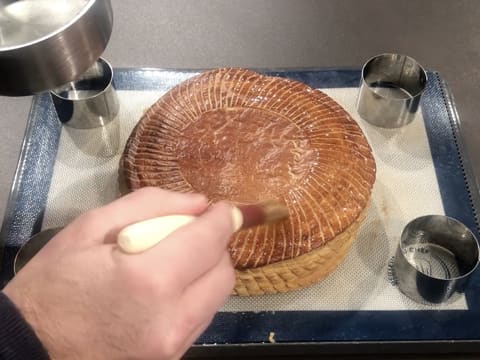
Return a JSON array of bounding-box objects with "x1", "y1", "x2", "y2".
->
[
  {"x1": 139, "y1": 201, "x2": 235, "y2": 288},
  {"x1": 51, "y1": 187, "x2": 209, "y2": 251}
]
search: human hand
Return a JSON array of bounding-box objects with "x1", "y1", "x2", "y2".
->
[{"x1": 3, "y1": 187, "x2": 236, "y2": 360}]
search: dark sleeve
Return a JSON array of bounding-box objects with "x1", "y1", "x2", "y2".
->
[{"x1": 0, "y1": 292, "x2": 50, "y2": 360}]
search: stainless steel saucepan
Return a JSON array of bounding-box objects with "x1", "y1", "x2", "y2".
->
[{"x1": 0, "y1": 0, "x2": 113, "y2": 96}]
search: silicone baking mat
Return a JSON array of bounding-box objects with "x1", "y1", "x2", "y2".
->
[{"x1": 1, "y1": 69, "x2": 479, "y2": 353}]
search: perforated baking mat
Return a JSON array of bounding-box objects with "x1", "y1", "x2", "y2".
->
[{"x1": 1, "y1": 69, "x2": 479, "y2": 352}]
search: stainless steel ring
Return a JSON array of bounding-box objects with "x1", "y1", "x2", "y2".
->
[
  {"x1": 50, "y1": 57, "x2": 119, "y2": 129},
  {"x1": 356, "y1": 53, "x2": 427, "y2": 128},
  {"x1": 393, "y1": 215, "x2": 480, "y2": 304},
  {"x1": 14, "y1": 227, "x2": 63, "y2": 275}
]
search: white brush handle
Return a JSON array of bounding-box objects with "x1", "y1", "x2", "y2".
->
[{"x1": 117, "y1": 207, "x2": 244, "y2": 254}]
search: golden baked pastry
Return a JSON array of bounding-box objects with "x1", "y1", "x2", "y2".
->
[{"x1": 122, "y1": 68, "x2": 376, "y2": 295}]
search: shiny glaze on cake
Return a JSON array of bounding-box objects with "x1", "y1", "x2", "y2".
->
[{"x1": 122, "y1": 68, "x2": 376, "y2": 269}]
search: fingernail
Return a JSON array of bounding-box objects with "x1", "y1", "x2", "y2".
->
[{"x1": 230, "y1": 206, "x2": 243, "y2": 232}]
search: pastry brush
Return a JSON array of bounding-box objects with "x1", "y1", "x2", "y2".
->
[{"x1": 117, "y1": 199, "x2": 289, "y2": 254}]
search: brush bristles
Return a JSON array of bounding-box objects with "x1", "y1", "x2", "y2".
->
[{"x1": 236, "y1": 200, "x2": 289, "y2": 229}]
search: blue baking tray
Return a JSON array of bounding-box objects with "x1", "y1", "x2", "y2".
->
[{"x1": 1, "y1": 68, "x2": 479, "y2": 356}]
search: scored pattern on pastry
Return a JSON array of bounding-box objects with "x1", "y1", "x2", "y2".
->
[{"x1": 122, "y1": 68, "x2": 376, "y2": 269}]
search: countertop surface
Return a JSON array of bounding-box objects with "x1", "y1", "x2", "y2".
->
[{"x1": 1, "y1": 0, "x2": 479, "y2": 358}]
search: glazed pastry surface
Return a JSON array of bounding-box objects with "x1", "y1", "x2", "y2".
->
[{"x1": 122, "y1": 68, "x2": 376, "y2": 269}]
